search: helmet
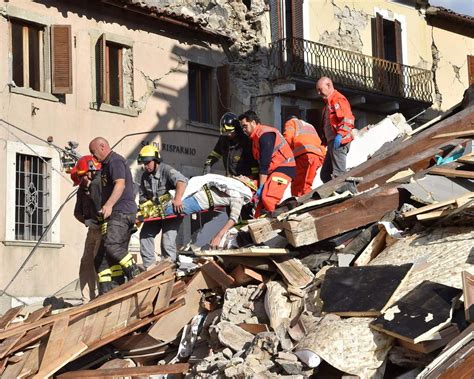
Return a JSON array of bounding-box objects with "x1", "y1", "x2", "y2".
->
[
  {"x1": 220, "y1": 112, "x2": 239, "y2": 134},
  {"x1": 76, "y1": 155, "x2": 101, "y2": 176},
  {"x1": 70, "y1": 166, "x2": 81, "y2": 186},
  {"x1": 137, "y1": 145, "x2": 161, "y2": 164}
]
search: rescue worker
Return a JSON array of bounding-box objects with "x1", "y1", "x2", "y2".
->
[
  {"x1": 160, "y1": 174, "x2": 256, "y2": 248},
  {"x1": 315, "y1": 77, "x2": 355, "y2": 182},
  {"x1": 89, "y1": 137, "x2": 139, "y2": 294},
  {"x1": 283, "y1": 115, "x2": 326, "y2": 196},
  {"x1": 238, "y1": 110, "x2": 296, "y2": 217},
  {"x1": 203, "y1": 112, "x2": 259, "y2": 178},
  {"x1": 137, "y1": 144, "x2": 188, "y2": 267},
  {"x1": 71, "y1": 155, "x2": 102, "y2": 303}
]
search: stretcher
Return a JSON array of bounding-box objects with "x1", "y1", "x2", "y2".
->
[{"x1": 143, "y1": 206, "x2": 227, "y2": 222}]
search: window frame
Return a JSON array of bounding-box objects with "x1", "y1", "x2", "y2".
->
[
  {"x1": 91, "y1": 32, "x2": 137, "y2": 117},
  {"x1": 4, "y1": 141, "x2": 61, "y2": 245},
  {"x1": 188, "y1": 62, "x2": 215, "y2": 126}
]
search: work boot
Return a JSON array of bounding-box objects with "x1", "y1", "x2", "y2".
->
[
  {"x1": 98, "y1": 281, "x2": 113, "y2": 295},
  {"x1": 122, "y1": 263, "x2": 140, "y2": 281}
]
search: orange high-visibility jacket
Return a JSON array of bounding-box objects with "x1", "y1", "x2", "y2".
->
[
  {"x1": 283, "y1": 118, "x2": 326, "y2": 158},
  {"x1": 250, "y1": 124, "x2": 295, "y2": 174},
  {"x1": 323, "y1": 89, "x2": 355, "y2": 145}
]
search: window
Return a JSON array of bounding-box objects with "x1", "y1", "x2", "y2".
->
[
  {"x1": 11, "y1": 19, "x2": 44, "y2": 91},
  {"x1": 188, "y1": 63, "x2": 213, "y2": 124},
  {"x1": 373, "y1": 13, "x2": 402, "y2": 64},
  {"x1": 95, "y1": 34, "x2": 135, "y2": 109},
  {"x1": 15, "y1": 154, "x2": 50, "y2": 241},
  {"x1": 9, "y1": 17, "x2": 72, "y2": 95}
]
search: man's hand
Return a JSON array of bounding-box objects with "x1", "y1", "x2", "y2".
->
[
  {"x1": 171, "y1": 198, "x2": 183, "y2": 214},
  {"x1": 333, "y1": 134, "x2": 343, "y2": 149},
  {"x1": 101, "y1": 204, "x2": 113, "y2": 219},
  {"x1": 209, "y1": 233, "x2": 223, "y2": 249}
]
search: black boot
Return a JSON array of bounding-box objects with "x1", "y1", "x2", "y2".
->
[
  {"x1": 123, "y1": 263, "x2": 140, "y2": 281},
  {"x1": 98, "y1": 281, "x2": 113, "y2": 295}
]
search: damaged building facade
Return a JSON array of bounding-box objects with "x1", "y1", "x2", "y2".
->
[{"x1": 0, "y1": 0, "x2": 472, "y2": 309}]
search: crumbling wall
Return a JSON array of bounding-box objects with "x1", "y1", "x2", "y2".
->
[
  {"x1": 133, "y1": 0, "x2": 270, "y2": 111},
  {"x1": 318, "y1": 1, "x2": 370, "y2": 53}
]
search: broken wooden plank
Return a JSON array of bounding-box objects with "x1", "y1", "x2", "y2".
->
[
  {"x1": 8, "y1": 326, "x2": 50, "y2": 355},
  {"x1": 0, "y1": 273, "x2": 175, "y2": 340},
  {"x1": 402, "y1": 192, "x2": 474, "y2": 218},
  {"x1": 429, "y1": 167, "x2": 474, "y2": 179},
  {"x1": 0, "y1": 306, "x2": 24, "y2": 330},
  {"x1": 283, "y1": 185, "x2": 401, "y2": 247},
  {"x1": 33, "y1": 341, "x2": 87, "y2": 379},
  {"x1": 353, "y1": 228, "x2": 387, "y2": 266},
  {"x1": 56, "y1": 363, "x2": 190, "y2": 378},
  {"x1": 196, "y1": 247, "x2": 288, "y2": 257},
  {"x1": 462, "y1": 271, "x2": 474, "y2": 323},
  {"x1": 153, "y1": 281, "x2": 175, "y2": 315},
  {"x1": 230, "y1": 265, "x2": 264, "y2": 286},
  {"x1": 432, "y1": 130, "x2": 474, "y2": 139},
  {"x1": 320, "y1": 264, "x2": 412, "y2": 316},
  {"x1": 247, "y1": 218, "x2": 283, "y2": 244},
  {"x1": 370, "y1": 281, "x2": 462, "y2": 344},
  {"x1": 37, "y1": 316, "x2": 69, "y2": 375},
  {"x1": 201, "y1": 260, "x2": 235, "y2": 289},
  {"x1": 272, "y1": 257, "x2": 314, "y2": 288},
  {"x1": 398, "y1": 324, "x2": 460, "y2": 354}
]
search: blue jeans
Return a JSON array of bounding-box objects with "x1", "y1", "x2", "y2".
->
[{"x1": 164, "y1": 196, "x2": 203, "y2": 216}]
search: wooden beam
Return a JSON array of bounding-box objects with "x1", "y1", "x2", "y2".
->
[
  {"x1": 57, "y1": 363, "x2": 190, "y2": 378},
  {"x1": 462, "y1": 271, "x2": 474, "y2": 323},
  {"x1": 196, "y1": 247, "x2": 288, "y2": 256},
  {"x1": 283, "y1": 185, "x2": 401, "y2": 247},
  {"x1": 402, "y1": 192, "x2": 474, "y2": 218},
  {"x1": 200, "y1": 260, "x2": 235, "y2": 289},
  {"x1": 432, "y1": 130, "x2": 474, "y2": 139},
  {"x1": 429, "y1": 167, "x2": 474, "y2": 179}
]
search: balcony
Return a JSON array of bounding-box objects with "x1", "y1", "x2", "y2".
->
[{"x1": 269, "y1": 38, "x2": 433, "y2": 106}]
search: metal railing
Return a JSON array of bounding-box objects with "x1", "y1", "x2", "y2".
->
[{"x1": 269, "y1": 38, "x2": 433, "y2": 103}]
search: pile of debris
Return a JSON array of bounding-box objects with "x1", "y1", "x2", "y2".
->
[{"x1": 0, "y1": 102, "x2": 473, "y2": 377}]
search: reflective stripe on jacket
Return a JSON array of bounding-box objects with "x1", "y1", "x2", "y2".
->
[
  {"x1": 250, "y1": 124, "x2": 295, "y2": 174},
  {"x1": 283, "y1": 118, "x2": 326, "y2": 158},
  {"x1": 324, "y1": 90, "x2": 355, "y2": 145}
]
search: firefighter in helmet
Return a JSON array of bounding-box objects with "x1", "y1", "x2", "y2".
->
[
  {"x1": 203, "y1": 112, "x2": 258, "y2": 178},
  {"x1": 137, "y1": 144, "x2": 188, "y2": 267}
]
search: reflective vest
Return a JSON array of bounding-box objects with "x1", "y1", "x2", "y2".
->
[
  {"x1": 323, "y1": 90, "x2": 355, "y2": 145},
  {"x1": 250, "y1": 124, "x2": 295, "y2": 174},
  {"x1": 283, "y1": 118, "x2": 326, "y2": 158}
]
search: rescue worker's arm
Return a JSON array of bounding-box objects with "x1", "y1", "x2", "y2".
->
[
  {"x1": 102, "y1": 178, "x2": 125, "y2": 218},
  {"x1": 171, "y1": 180, "x2": 186, "y2": 214},
  {"x1": 209, "y1": 195, "x2": 244, "y2": 248},
  {"x1": 74, "y1": 194, "x2": 85, "y2": 224},
  {"x1": 204, "y1": 138, "x2": 224, "y2": 169},
  {"x1": 334, "y1": 97, "x2": 355, "y2": 137},
  {"x1": 257, "y1": 133, "x2": 275, "y2": 189}
]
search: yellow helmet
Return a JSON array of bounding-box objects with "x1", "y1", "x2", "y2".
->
[{"x1": 137, "y1": 145, "x2": 161, "y2": 164}]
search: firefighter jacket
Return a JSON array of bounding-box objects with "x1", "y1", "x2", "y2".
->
[
  {"x1": 205, "y1": 133, "x2": 259, "y2": 178},
  {"x1": 321, "y1": 89, "x2": 355, "y2": 146},
  {"x1": 283, "y1": 118, "x2": 326, "y2": 158},
  {"x1": 250, "y1": 124, "x2": 295, "y2": 174},
  {"x1": 139, "y1": 163, "x2": 188, "y2": 204}
]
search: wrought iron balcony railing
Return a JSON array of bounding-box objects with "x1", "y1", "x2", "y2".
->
[{"x1": 269, "y1": 38, "x2": 433, "y2": 103}]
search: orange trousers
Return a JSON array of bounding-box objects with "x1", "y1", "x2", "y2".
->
[
  {"x1": 291, "y1": 153, "x2": 324, "y2": 197},
  {"x1": 255, "y1": 172, "x2": 292, "y2": 217}
]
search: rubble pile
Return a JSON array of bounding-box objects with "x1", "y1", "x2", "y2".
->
[{"x1": 0, "y1": 103, "x2": 472, "y2": 377}]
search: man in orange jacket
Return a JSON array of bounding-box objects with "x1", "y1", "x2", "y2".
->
[
  {"x1": 239, "y1": 110, "x2": 296, "y2": 217},
  {"x1": 316, "y1": 77, "x2": 355, "y2": 183},
  {"x1": 283, "y1": 115, "x2": 326, "y2": 196}
]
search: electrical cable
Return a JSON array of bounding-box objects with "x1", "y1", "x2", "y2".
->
[{"x1": 0, "y1": 187, "x2": 78, "y2": 298}]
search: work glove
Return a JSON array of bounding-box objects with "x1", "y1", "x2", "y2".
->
[
  {"x1": 333, "y1": 134, "x2": 343, "y2": 149},
  {"x1": 256, "y1": 184, "x2": 264, "y2": 199},
  {"x1": 84, "y1": 219, "x2": 99, "y2": 229},
  {"x1": 203, "y1": 164, "x2": 211, "y2": 175}
]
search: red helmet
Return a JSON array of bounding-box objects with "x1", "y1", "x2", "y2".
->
[
  {"x1": 70, "y1": 166, "x2": 81, "y2": 186},
  {"x1": 75, "y1": 155, "x2": 101, "y2": 176}
]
